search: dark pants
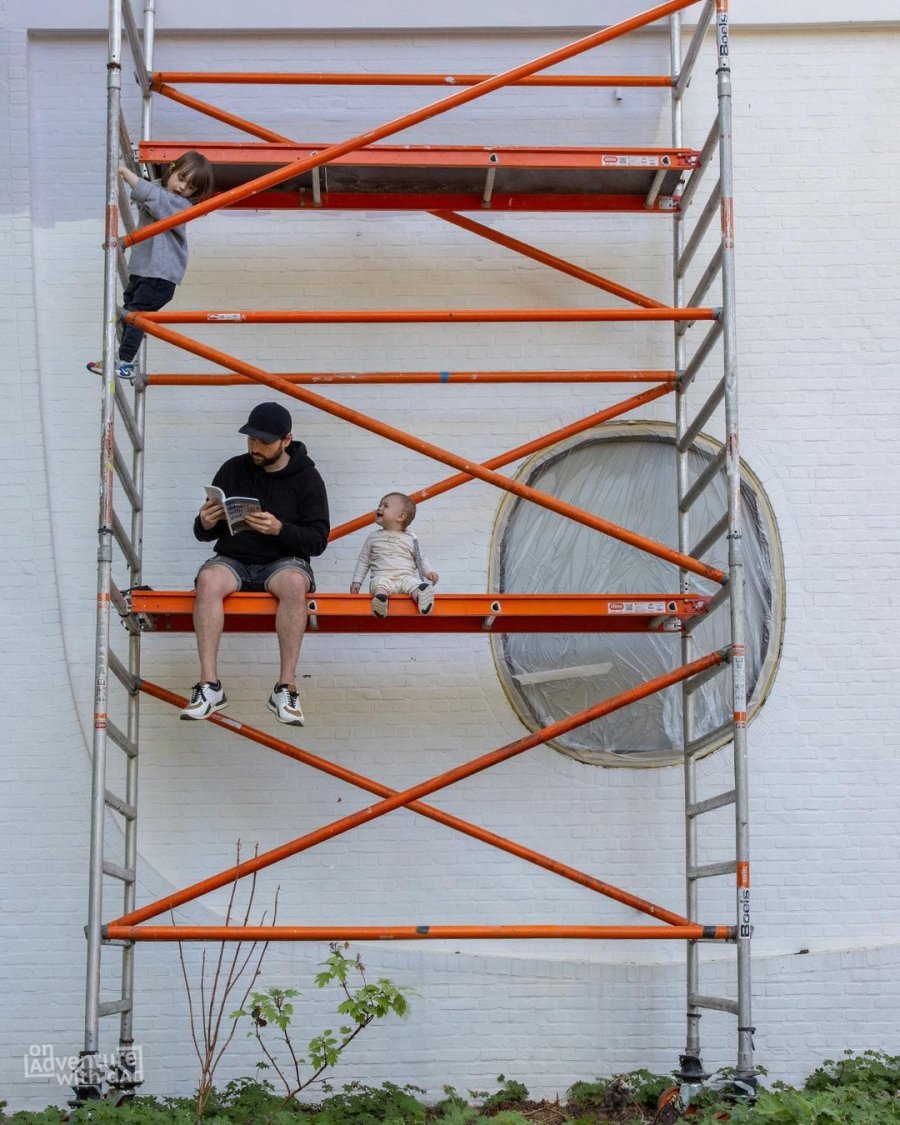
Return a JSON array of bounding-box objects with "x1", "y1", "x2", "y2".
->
[{"x1": 120, "y1": 275, "x2": 176, "y2": 362}]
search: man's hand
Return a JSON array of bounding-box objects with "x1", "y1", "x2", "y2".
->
[
  {"x1": 350, "y1": 582, "x2": 361, "y2": 594},
  {"x1": 425, "y1": 570, "x2": 439, "y2": 585},
  {"x1": 243, "y1": 511, "x2": 283, "y2": 536},
  {"x1": 198, "y1": 498, "x2": 225, "y2": 531}
]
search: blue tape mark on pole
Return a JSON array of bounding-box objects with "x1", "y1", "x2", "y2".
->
[
  {"x1": 440, "y1": 371, "x2": 450, "y2": 383},
  {"x1": 416, "y1": 925, "x2": 430, "y2": 934}
]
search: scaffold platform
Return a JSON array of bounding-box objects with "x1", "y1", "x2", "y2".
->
[
  {"x1": 140, "y1": 141, "x2": 699, "y2": 212},
  {"x1": 128, "y1": 590, "x2": 712, "y2": 634}
]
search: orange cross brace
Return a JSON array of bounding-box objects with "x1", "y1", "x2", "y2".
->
[
  {"x1": 431, "y1": 210, "x2": 667, "y2": 309},
  {"x1": 131, "y1": 315, "x2": 726, "y2": 584},
  {"x1": 123, "y1": 0, "x2": 703, "y2": 248},
  {"x1": 108, "y1": 648, "x2": 725, "y2": 930},
  {"x1": 133, "y1": 677, "x2": 693, "y2": 928}
]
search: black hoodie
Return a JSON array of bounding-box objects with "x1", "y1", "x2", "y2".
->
[{"x1": 193, "y1": 441, "x2": 330, "y2": 565}]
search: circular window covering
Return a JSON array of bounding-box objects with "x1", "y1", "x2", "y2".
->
[{"x1": 489, "y1": 423, "x2": 784, "y2": 767}]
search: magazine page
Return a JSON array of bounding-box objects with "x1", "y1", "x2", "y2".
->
[{"x1": 204, "y1": 485, "x2": 261, "y2": 535}]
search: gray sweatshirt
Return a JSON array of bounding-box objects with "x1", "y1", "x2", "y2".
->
[{"x1": 127, "y1": 177, "x2": 192, "y2": 284}]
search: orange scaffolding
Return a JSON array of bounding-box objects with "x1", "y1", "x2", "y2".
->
[{"x1": 83, "y1": 0, "x2": 752, "y2": 1102}]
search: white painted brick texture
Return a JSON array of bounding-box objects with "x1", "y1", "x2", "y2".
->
[{"x1": 1, "y1": 13, "x2": 898, "y2": 1112}]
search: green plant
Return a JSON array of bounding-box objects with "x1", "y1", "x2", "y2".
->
[
  {"x1": 176, "y1": 841, "x2": 277, "y2": 1123},
  {"x1": 311, "y1": 1080, "x2": 426, "y2": 1123},
  {"x1": 233, "y1": 943, "x2": 412, "y2": 1106},
  {"x1": 804, "y1": 1049, "x2": 900, "y2": 1095},
  {"x1": 479, "y1": 1074, "x2": 528, "y2": 1112}
]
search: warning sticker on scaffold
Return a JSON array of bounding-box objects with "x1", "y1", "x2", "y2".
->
[
  {"x1": 608, "y1": 601, "x2": 666, "y2": 614},
  {"x1": 600, "y1": 154, "x2": 671, "y2": 167}
]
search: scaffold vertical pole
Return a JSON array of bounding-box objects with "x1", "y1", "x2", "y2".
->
[
  {"x1": 716, "y1": 0, "x2": 755, "y2": 1088},
  {"x1": 115, "y1": 0, "x2": 155, "y2": 1084},
  {"x1": 81, "y1": 0, "x2": 125, "y2": 1098},
  {"x1": 670, "y1": 9, "x2": 706, "y2": 1087}
]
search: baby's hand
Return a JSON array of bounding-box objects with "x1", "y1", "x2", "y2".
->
[
  {"x1": 350, "y1": 582, "x2": 361, "y2": 594},
  {"x1": 425, "y1": 570, "x2": 439, "y2": 586}
]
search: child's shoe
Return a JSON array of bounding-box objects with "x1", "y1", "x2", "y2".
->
[
  {"x1": 371, "y1": 593, "x2": 389, "y2": 618},
  {"x1": 86, "y1": 359, "x2": 136, "y2": 382},
  {"x1": 416, "y1": 583, "x2": 435, "y2": 615}
]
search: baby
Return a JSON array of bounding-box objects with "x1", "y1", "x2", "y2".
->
[{"x1": 350, "y1": 493, "x2": 439, "y2": 616}]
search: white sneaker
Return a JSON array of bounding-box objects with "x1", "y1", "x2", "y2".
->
[
  {"x1": 371, "y1": 593, "x2": 389, "y2": 618},
  {"x1": 267, "y1": 683, "x2": 305, "y2": 726},
  {"x1": 180, "y1": 681, "x2": 227, "y2": 720},
  {"x1": 416, "y1": 583, "x2": 435, "y2": 615}
]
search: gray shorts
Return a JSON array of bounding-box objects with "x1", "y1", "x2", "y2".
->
[{"x1": 196, "y1": 556, "x2": 315, "y2": 594}]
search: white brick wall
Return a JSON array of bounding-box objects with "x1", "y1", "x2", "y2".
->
[{"x1": 1, "y1": 7, "x2": 899, "y2": 1112}]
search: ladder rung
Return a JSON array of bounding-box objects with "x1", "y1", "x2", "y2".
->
[
  {"x1": 679, "y1": 117, "x2": 719, "y2": 213},
  {"x1": 679, "y1": 244, "x2": 723, "y2": 325},
  {"x1": 682, "y1": 584, "x2": 730, "y2": 635},
  {"x1": 688, "y1": 860, "x2": 737, "y2": 880},
  {"x1": 111, "y1": 509, "x2": 141, "y2": 573},
  {"x1": 678, "y1": 376, "x2": 725, "y2": 452},
  {"x1": 107, "y1": 720, "x2": 138, "y2": 759},
  {"x1": 676, "y1": 175, "x2": 721, "y2": 277},
  {"x1": 103, "y1": 860, "x2": 135, "y2": 884},
  {"x1": 673, "y1": 0, "x2": 715, "y2": 100},
  {"x1": 108, "y1": 650, "x2": 138, "y2": 694},
  {"x1": 679, "y1": 320, "x2": 723, "y2": 391},
  {"x1": 112, "y1": 442, "x2": 142, "y2": 513},
  {"x1": 689, "y1": 993, "x2": 740, "y2": 1015},
  {"x1": 105, "y1": 789, "x2": 136, "y2": 820},
  {"x1": 113, "y1": 382, "x2": 144, "y2": 453},
  {"x1": 99, "y1": 999, "x2": 133, "y2": 1017},
  {"x1": 684, "y1": 659, "x2": 727, "y2": 695},
  {"x1": 687, "y1": 789, "x2": 735, "y2": 818},
  {"x1": 116, "y1": 247, "x2": 129, "y2": 289},
  {"x1": 689, "y1": 512, "x2": 729, "y2": 561},
  {"x1": 680, "y1": 447, "x2": 727, "y2": 513}
]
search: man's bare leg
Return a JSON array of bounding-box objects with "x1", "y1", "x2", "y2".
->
[
  {"x1": 267, "y1": 568, "x2": 311, "y2": 688},
  {"x1": 193, "y1": 563, "x2": 239, "y2": 683}
]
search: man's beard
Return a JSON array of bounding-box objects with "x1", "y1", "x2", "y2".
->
[{"x1": 250, "y1": 449, "x2": 284, "y2": 468}]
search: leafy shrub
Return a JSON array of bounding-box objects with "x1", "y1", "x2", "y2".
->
[
  {"x1": 311, "y1": 1079, "x2": 426, "y2": 1124},
  {"x1": 804, "y1": 1049, "x2": 900, "y2": 1095}
]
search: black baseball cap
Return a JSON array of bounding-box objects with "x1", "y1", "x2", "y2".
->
[{"x1": 239, "y1": 402, "x2": 292, "y2": 443}]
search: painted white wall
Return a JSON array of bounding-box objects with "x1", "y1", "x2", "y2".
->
[{"x1": 1, "y1": 3, "x2": 899, "y2": 1112}]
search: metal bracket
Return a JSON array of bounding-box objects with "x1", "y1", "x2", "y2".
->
[{"x1": 481, "y1": 600, "x2": 502, "y2": 630}]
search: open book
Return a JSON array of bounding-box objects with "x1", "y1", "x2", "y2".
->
[{"x1": 205, "y1": 485, "x2": 261, "y2": 535}]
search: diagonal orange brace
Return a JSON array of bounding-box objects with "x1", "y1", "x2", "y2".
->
[
  {"x1": 131, "y1": 316, "x2": 725, "y2": 584},
  {"x1": 138, "y1": 677, "x2": 691, "y2": 927},
  {"x1": 109, "y1": 649, "x2": 725, "y2": 929},
  {"x1": 154, "y1": 84, "x2": 294, "y2": 144},
  {"x1": 329, "y1": 382, "x2": 674, "y2": 541},
  {"x1": 123, "y1": 0, "x2": 703, "y2": 248},
  {"x1": 432, "y1": 211, "x2": 667, "y2": 309}
]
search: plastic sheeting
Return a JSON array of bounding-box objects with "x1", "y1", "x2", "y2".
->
[{"x1": 490, "y1": 427, "x2": 782, "y2": 767}]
